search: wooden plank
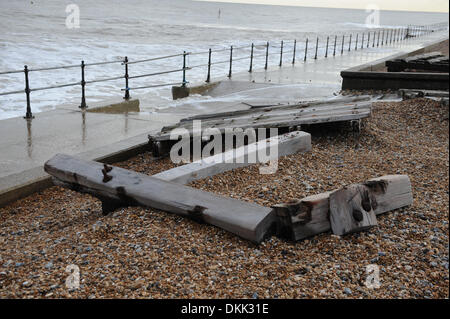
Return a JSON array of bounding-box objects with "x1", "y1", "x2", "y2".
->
[
  {"x1": 154, "y1": 106, "x2": 371, "y2": 142},
  {"x1": 273, "y1": 175, "x2": 412, "y2": 241},
  {"x1": 400, "y1": 89, "x2": 449, "y2": 100},
  {"x1": 329, "y1": 184, "x2": 378, "y2": 235},
  {"x1": 366, "y1": 175, "x2": 413, "y2": 215},
  {"x1": 387, "y1": 52, "x2": 449, "y2": 73},
  {"x1": 403, "y1": 52, "x2": 443, "y2": 63},
  {"x1": 44, "y1": 154, "x2": 276, "y2": 244},
  {"x1": 177, "y1": 96, "x2": 372, "y2": 124},
  {"x1": 153, "y1": 131, "x2": 311, "y2": 184},
  {"x1": 428, "y1": 56, "x2": 449, "y2": 64},
  {"x1": 167, "y1": 106, "x2": 371, "y2": 133},
  {"x1": 272, "y1": 192, "x2": 332, "y2": 241}
]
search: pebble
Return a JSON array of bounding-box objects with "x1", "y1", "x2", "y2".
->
[{"x1": 0, "y1": 98, "x2": 448, "y2": 299}]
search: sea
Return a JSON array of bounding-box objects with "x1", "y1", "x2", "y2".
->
[{"x1": 0, "y1": 0, "x2": 448, "y2": 119}]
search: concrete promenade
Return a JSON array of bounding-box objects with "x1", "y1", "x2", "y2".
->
[{"x1": 0, "y1": 31, "x2": 448, "y2": 206}]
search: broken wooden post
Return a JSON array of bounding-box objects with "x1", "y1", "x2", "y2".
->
[
  {"x1": 44, "y1": 154, "x2": 276, "y2": 244},
  {"x1": 273, "y1": 175, "x2": 412, "y2": 241},
  {"x1": 329, "y1": 184, "x2": 378, "y2": 235}
]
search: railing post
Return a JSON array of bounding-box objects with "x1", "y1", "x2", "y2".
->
[
  {"x1": 123, "y1": 56, "x2": 130, "y2": 100},
  {"x1": 279, "y1": 40, "x2": 283, "y2": 67},
  {"x1": 182, "y1": 51, "x2": 187, "y2": 86},
  {"x1": 377, "y1": 30, "x2": 380, "y2": 47},
  {"x1": 325, "y1": 36, "x2": 329, "y2": 57},
  {"x1": 24, "y1": 65, "x2": 33, "y2": 119},
  {"x1": 367, "y1": 32, "x2": 370, "y2": 48},
  {"x1": 206, "y1": 48, "x2": 211, "y2": 83},
  {"x1": 341, "y1": 35, "x2": 345, "y2": 54},
  {"x1": 381, "y1": 29, "x2": 385, "y2": 45},
  {"x1": 361, "y1": 33, "x2": 364, "y2": 49},
  {"x1": 348, "y1": 34, "x2": 352, "y2": 51},
  {"x1": 304, "y1": 38, "x2": 308, "y2": 61},
  {"x1": 355, "y1": 34, "x2": 358, "y2": 51},
  {"x1": 249, "y1": 43, "x2": 254, "y2": 72},
  {"x1": 373, "y1": 31, "x2": 376, "y2": 47},
  {"x1": 314, "y1": 37, "x2": 318, "y2": 60},
  {"x1": 265, "y1": 42, "x2": 269, "y2": 70},
  {"x1": 228, "y1": 46, "x2": 233, "y2": 78},
  {"x1": 79, "y1": 60, "x2": 87, "y2": 109},
  {"x1": 292, "y1": 39, "x2": 296, "y2": 64},
  {"x1": 390, "y1": 29, "x2": 393, "y2": 44},
  {"x1": 333, "y1": 35, "x2": 337, "y2": 56}
]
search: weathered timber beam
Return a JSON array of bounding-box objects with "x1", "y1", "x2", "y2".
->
[
  {"x1": 160, "y1": 100, "x2": 372, "y2": 135},
  {"x1": 400, "y1": 89, "x2": 450, "y2": 100},
  {"x1": 177, "y1": 96, "x2": 372, "y2": 124},
  {"x1": 273, "y1": 175, "x2": 413, "y2": 241},
  {"x1": 329, "y1": 184, "x2": 378, "y2": 236},
  {"x1": 44, "y1": 154, "x2": 276, "y2": 244},
  {"x1": 153, "y1": 131, "x2": 311, "y2": 184},
  {"x1": 154, "y1": 109, "x2": 371, "y2": 142}
]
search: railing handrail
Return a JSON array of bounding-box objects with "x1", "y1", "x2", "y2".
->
[
  {"x1": 0, "y1": 23, "x2": 446, "y2": 75},
  {"x1": 0, "y1": 21, "x2": 446, "y2": 119}
]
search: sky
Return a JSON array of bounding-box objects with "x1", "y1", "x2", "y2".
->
[{"x1": 197, "y1": 0, "x2": 449, "y2": 13}]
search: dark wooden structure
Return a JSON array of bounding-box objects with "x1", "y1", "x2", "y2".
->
[{"x1": 386, "y1": 52, "x2": 449, "y2": 73}]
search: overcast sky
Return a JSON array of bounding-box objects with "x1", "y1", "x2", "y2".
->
[{"x1": 198, "y1": 0, "x2": 449, "y2": 13}]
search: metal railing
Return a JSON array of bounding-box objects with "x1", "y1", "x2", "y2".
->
[{"x1": 0, "y1": 22, "x2": 447, "y2": 119}]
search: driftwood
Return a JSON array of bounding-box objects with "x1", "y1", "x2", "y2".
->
[
  {"x1": 153, "y1": 99, "x2": 372, "y2": 143},
  {"x1": 45, "y1": 153, "x2": 413, "y2": 243},
  {"x1": 329, "y1": 184, "x2": 378, "y2": 235},
  {"x1": 273, "y1": 175, "x2": 412, "y2": 240},
  {"x1": 177, "y1": 96, "x2": 372, "y2": 124},
  {"x1": 400, "y1": 89, "x2": 449, "y2": 100},
  {"x1": 386, "y1": 52, "x2": 449, "y2": 73},
  {"x1": 44, "y1": 154, "x2": 276, "y2": 244},
  {"x1": 153, "y1": 131, "x2": 311, "y2": 184}
]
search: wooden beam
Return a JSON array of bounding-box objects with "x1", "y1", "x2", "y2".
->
[
  {"x1": 177, "y1": 96, "x2": 372, "y2": 123},
  {"x1": 329, "y1": 184, "x2": 378, "y2": 236},
  {"x1": 155, "y1": 99, "x2": 373, "y2": 142},
  {"x1": 153, "y1": 131, "x2": 311, "y2": 185},
  {"x1": 154, "y1": 106, "x2": 372, "y2": 142},
  {"x1": 44, "y1": 154, "x2": 276, "y2": 244},
  {"x1": 273, "y1": 175, "x2": 413, "y2": 241}
]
